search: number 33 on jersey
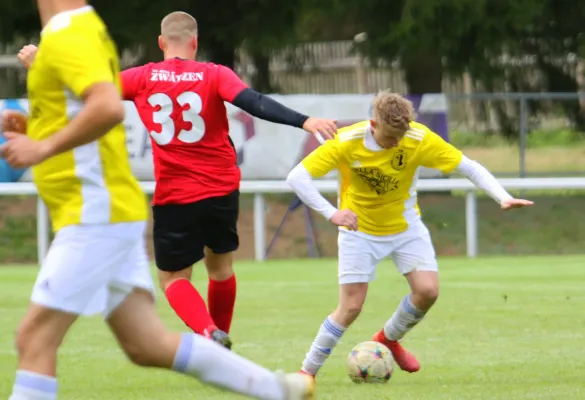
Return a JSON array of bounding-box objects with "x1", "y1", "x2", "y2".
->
[
  {"x1": 120, "y1": 58, "x2": 250, "y2": 205},
  {"x1": 148, "y1": 91, "x2": 205, "y2": 145}
]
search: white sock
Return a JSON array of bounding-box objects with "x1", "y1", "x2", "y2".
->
[
  {"x1": 301, "y1": 316, "x2": 346, "y2": 375},
  {"x1": 172, "y1": 333, "x2": 286, "y2": 400},
  {"x1": 384, "y1": 294, "x2": 426, "y2": 341},
  {"x1": 10, "y1": 370, "x2": 57, "y2": 400}
]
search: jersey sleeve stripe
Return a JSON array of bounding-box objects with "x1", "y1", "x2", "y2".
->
[
  {"x1": 406, "y1": 130, "x2": 424, "y2": 137},
  {"x1": 406, "y1": 131, "x2": 425, "y2": 141},
  {"x1": 338, "y1": 124, "x2": 368, "y2": 142},
  {"x1": 339, "y1": 132, "x2": 365, "y2": 142},
  {"x1": 407, "y1": 127, "x2": 426, "y2": 136}
]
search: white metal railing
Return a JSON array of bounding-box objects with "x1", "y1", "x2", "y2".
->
[{"x1": 1, "y1": 177, "x2": 585, "y2": 263}]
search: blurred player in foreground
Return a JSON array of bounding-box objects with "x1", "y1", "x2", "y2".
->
[
  {"x1": 1, "y1": 1, "x2": 314, "y2": 399},
  {"x1": 18, "y1": 11, "x2": 337, "y2": 350},
  {"x1": 286, "y1": 90, "x2": 533, "y2": 378}
]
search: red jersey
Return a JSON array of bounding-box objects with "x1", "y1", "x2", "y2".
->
[{"x1": 121, "y1": 58, "x2": 248, "y2": 205}]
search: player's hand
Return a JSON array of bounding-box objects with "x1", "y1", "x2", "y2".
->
[
  {"x1": 18, "y1": 44, "x2": 38, "y2": 69},
  {"x1": 329, "y1": 209, "x2": 358, "y2": 231},
  {"x1": 0, "y1": 131, "x2": 51, "y2": 168},
  {"x1": 500, "y1": 198, "x2": 534, "y2": 211},
  {"x1": 1, "y1": 110, "x2": 28, "y2": 134},
  {"x1": 303, "y1": 117, "x2": 338, "y2": 141}
]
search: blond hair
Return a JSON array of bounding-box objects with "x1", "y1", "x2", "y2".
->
[
  {"x1": 161, "y1": 12, "x2": 198, "y2": 42},
  {"x1": 372, "y1": 90, "x2": 414, "y2": 131}
]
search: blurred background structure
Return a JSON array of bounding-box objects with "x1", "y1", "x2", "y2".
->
[{"x1": 1, "y1": 0, "x2": 585, "y2": 262}]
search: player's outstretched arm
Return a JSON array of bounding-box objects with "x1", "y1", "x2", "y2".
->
[
  {"x1": 421, "y1": 130, "x2": 533, "y2": 211},
  {"x1": 456, "y1": 156, "x2": 534, "y2": 210},
  {"x1": 231, "y1": 89, "x2": 337, "y2": 140},
  {"x1": 216, "y1": 65, "x2": 337, "y2": 139},
  {"x1": 287, "y1": 164, "x2": 358, "y2": 230}
]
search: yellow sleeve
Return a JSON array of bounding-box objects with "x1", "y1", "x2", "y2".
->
[
  {"x1": 301, "y1": 137, "x2": 341, "y2": 178},
  {"x1": 420, "y1": 130, "x2": 463, "y2": 174},
  {"x1": 44, "y1": 31, "x2": 115, "y2": 98}
]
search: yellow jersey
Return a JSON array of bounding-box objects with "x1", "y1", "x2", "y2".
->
[
  {"x1": 301, "y1": 121, "x2": 463, "y2": 235},
  {"x1": 27, "y1": 6, "x2": 147, "y2": 232}
]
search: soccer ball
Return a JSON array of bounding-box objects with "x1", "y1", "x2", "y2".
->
[{"x1": 346, "y1": 341, "x2": 394, "y2": 384}]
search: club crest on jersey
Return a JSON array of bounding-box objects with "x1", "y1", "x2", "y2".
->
[{"x1": 391, "y1": 149, "x2": 407, "y2": 170}]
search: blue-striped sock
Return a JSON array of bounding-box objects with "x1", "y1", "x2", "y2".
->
[
  {"x1": 384, "y1": 295, "x2": 426, "y2": 341},
  {"x1": 9, "y1": 370, "x2": 57, "y2": 400},
  {"x1": 302, "y1": 316, "x2": 346, "y2": 375},
  {"x1": 172, "y1": 333, "x2": 286, "y2": 399}
]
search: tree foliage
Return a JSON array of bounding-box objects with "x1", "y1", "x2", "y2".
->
[
  {"x1": 0, "y1": 1, "x2": 38, "y2": 44},
  {"x1": 1, "y1": 0, "x2": 584, "y2": 112}
]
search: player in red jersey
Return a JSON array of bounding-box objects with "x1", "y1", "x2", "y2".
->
[
  {"x1": 16, "y1": 11, "x2": 337, "y2": 351},
  {"x1": 124, "y1": 12, "x2": 336, "y2": 350}
]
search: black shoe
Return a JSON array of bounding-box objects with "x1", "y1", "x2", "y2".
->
[{"x1": 211, "y1": 329, "x2": 232, "y2": 350}]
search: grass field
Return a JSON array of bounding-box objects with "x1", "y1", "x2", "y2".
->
[{"x1": 1, "y1": 256, "x2": 584, "y2": 399}]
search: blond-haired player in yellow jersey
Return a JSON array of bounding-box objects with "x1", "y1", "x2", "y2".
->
[
  {"x1": 287, "y1": 90, "x2": 533, "y2": 378},
  {"x1": 0, "y1": 2, "x2": 314, "y2": 400}
]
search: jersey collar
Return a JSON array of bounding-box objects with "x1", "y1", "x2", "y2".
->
[{"x1": 364, "y1": 123, "x2": 384, "y2": 152}]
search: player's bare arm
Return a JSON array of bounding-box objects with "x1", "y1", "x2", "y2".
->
[{"x1": 44, "y1": 82, "x2": 125, "y2": 155}]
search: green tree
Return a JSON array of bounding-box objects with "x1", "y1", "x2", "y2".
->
[
  {"x1": 519, "y1": 1, "x2": 585, "y2": 131},
  {"x1": 297, "y1": 0, "x2": 551, "y2": 96},
  {"x1": 95, "y1": 0, "x2": 305, "y2": 89},
  {"x1": 236, "y1": 0, "x2": 305, "y2": 92},
  {"x1": 349, "y1": 0, "x2": 549, "y2": 94},
  {"x1": 463, "y1": 0, "x2": 585, "y2": 134},
  {"x1": 92, "y1": 0, "x2": 242, "y2": 67},
  {"x1": 0, "y1": 1, "x2": 38, "y2": 43}
]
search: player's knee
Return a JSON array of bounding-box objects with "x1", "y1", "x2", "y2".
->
[
  {"x1": 204, "y1": 249, "x2": 234, "y2": 281},
  {"x1": 344, "y1": 303, "x2": 363, "y2": 318},
  {"x1": 338, "y1": 300, "x2": 364, "y2": 322},
  {"x1": 206, "y1": 263, "x2": 233, "y2": 281},
  {"x1": 120, "y1": 337, "x2": 162, "y2": 367},
  {"x1": 14, "y1": 322, "x2": 29, "y2": 356},
  {"x1": 122, "y1": 342, "x2": 153, "y2": 367},
  {"x1": 14, "y1": 314, "x2": 60, "y2": 358},
  {"x1": 408, "y1": 270, "x2": 439, "y2": 308},
  {"x1": 159, "y1": 269, "x2": 192, "y2": 292},
  {"x1": 337, "y1": 282, "x2": 368, "y2": 324},
  {"x1": 333, "y1": 303, "x2": 362, "y2": 327},
  {"x1": 414, "y1": 283, "x2": 439, "y2": 306},
  {"x1": 119, "y1": 331, "x2": 176, "y2": 368}
]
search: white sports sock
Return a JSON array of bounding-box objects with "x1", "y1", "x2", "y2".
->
[
  {"x1": 301, "y1": 316, "x2": 346, "y2": 375},
  {"x1": 10, "y1": 370, "x2": 57, "y2": 400},
  {"x1": 172, "y1": 333, "x2": 286, "y2": 400},
  {"x1": 384, "y1": 294, "x2": 426, "y2": 341}
]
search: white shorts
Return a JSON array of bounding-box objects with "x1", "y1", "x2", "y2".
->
[
  {"x1": 337, "y1": 220, "x2": 438, "y2": 284},
  {"x1": 31, "y1": 221, "x2": 155, "y2": 319}
]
